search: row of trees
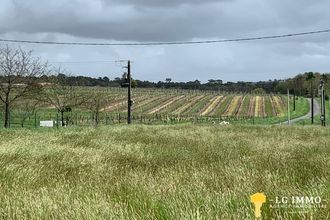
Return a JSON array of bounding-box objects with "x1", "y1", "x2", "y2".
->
[
  {"x1": 36, "y1": 72, "x2": 330, "y2": 95},
  {"x1": 141, "y1": 74, "x2": 329, "y2": 96},
  {"x1": 285, "y1": 72, "x2": 329, "y2": 98}
]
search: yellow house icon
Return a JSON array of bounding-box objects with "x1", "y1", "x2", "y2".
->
[{"x1": 250, "y1": 193, "x2": 266, "y2": 218}]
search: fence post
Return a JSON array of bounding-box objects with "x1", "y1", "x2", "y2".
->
[
  {"x1": 56, "y1": 114, "x2": 59, "y2": 129},
  {"x1": 8, "y1": 111, "x2": 11, "y2": 128},
  {"x1": 34, "y1": 112, "x2": 37, "y2": 128}
]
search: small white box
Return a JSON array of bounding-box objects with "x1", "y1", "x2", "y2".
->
[{"x1": 40, "y1": 120, "x2": 54, "y2": 127}]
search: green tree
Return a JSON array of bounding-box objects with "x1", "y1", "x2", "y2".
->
[
  {"x1": 252, "y1": 87, "x2": 266, "y2": 94},
  {"x1": 306, "y1": 72, "x2": 315, "y2": 97}
]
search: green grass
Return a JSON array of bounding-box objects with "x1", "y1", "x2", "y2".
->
[
  {"x1": 297, "y1": 98, "x2": 330, "y2": 126},
  {"x1": 0, "y1": 124, "x2": 328, "y2": 219},
  {"x1": 289, "y1": 97, "x2": 310, "y2": 119}
]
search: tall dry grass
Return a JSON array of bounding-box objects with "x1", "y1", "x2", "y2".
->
[{"x1": 0, "y1": 124, "x2": 329, "y2": 219}]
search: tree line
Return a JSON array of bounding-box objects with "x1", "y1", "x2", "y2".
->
[{"x1": 35, "y1": 70, "x2": 330, "y2": 96}]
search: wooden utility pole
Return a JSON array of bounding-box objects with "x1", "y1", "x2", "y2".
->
[
  {"x1": 322, "y1": 89, "x2": 326, "y2": 126},
  {"x1": 293, "y1": 92, "x2": 296, "y2": 111},
  {"x1": 311, "y1": 86, "x2": 314, "y2": 124},
  {"x1": 293, "y1": 79, "x2": 298, "y2": 111},
  {"x1": 287, "y1": 89, "x2": 291, "y2": 125},
  {"x1": 127, "y1": 60, "x2": 132, "y2": 124},
  {"x1": 307, "y1": 72, "x2": 315, "y2": 124},
  {"x1": 320, "y1": 79, "x2": 326, "y2": 126}
]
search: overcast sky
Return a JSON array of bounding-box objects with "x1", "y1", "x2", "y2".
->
[{"x1": 0, "y1": 0, "x2": 330, "y2": 82}]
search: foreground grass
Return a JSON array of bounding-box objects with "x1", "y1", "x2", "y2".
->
[{"x1": 0, "y1": 125, "x2": 329, "y2": 219}]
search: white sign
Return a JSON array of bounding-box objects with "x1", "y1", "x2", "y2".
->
[{"x1": 40, "y1": 120, "x2": 54, "y2": 127}]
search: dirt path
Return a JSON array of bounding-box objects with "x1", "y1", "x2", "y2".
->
[{"x1": 281, "y1": 98, "x2": 320, "y2": 124}]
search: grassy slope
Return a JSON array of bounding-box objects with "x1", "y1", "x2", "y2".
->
[
  {"x1": 289, "y1": 97, "x2": 310, "y2": 119},
  {"x1": 0, "y1": 125, "x2": 328, "y2": 219},
  {"x1": 297, "y1": 98, "x2": 330, "y2": 126}
]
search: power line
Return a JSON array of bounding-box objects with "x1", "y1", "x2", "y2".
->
[
  {"x1": 0, "y1": 29, "x2": 329, "y2": 46},
  {"x1": 49, "y1": 60, "x2": 126, "y2": 64}
]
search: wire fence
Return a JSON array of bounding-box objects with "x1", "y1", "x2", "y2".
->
[
  {"x1": 0, "y1": 111, "x2": 292, "y2": 129},
  {"x1": 1, "y1": 104, "x2": 328, "y2": 128}
]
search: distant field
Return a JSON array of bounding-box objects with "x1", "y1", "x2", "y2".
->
[
  {"x1": 1, "y1": 88, "x2": 310, "y2": 127},
  {"x1": 0, "y1": 124, "x2": 328, "y2": 219},
  {"x1": 88, "y1": 88, "x2": 290, "y2": 117}
]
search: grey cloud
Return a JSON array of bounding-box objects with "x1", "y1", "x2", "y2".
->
[
  {"x1": 0, "y1": 0, "x2": 330, "y2": 82},
  {"x1": 1, "y1": 0, "x2": 329, "y2": 43},
  {"x1": 103, "y1": 0, "x2": 227, "y2": 7}
]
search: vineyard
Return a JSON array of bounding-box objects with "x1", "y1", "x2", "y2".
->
[
  {"x1": 102, "y1": 88, "x2": 302, "y2": 121},
  {"x1": 2, "y1": 88, "x2": 310, "y2": 127},
  {"x1": 90, "y1": 88, "x2": 290, "y2": 117}
]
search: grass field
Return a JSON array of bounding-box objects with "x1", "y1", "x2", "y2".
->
[{"x1": 0, "y1": 124, "x2": 328, "y2": 219}]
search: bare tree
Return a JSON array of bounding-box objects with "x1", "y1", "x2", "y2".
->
[
  {"x1": 0, "y1": 46, "x2": 48, "y2": 128},
  {"x1": 41, "y1": 69, "x2": 87, "y2": 126},
  {"x1": 13, "y1": 98, "x2": 39, "y2": 127},
  {"x1": 85, "y1": 90, "x2": 110, "y2": 127}
]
